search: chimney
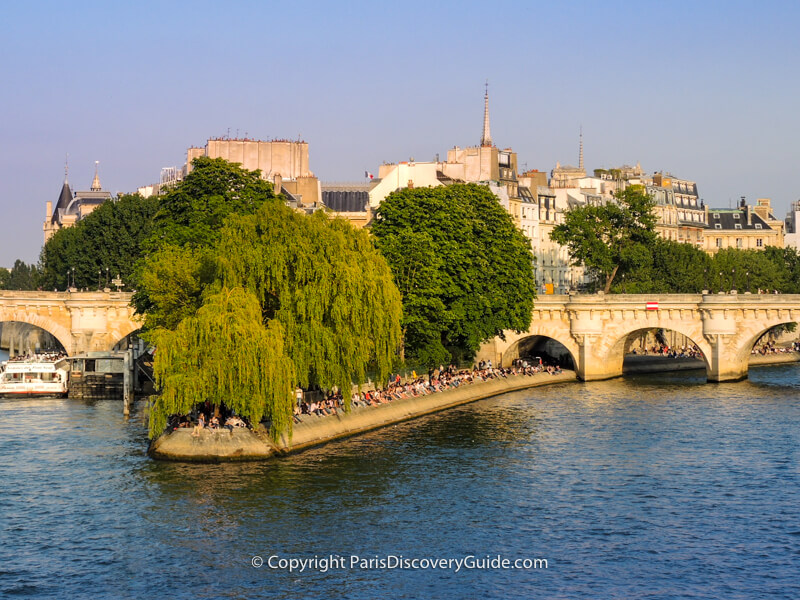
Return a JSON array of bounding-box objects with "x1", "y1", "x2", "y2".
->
[
  {"x1": 273, "y1": 174, "x2": 282, "y2": 196},
  {"x1": 46, "y1": 201, "x2": 52, "y2": 220},
  {"x1": 747, "y1": 205, "x2": 752, "y2": 226}
]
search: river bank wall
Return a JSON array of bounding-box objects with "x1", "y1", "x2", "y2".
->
[{"x1": 148, "y1": 371, "x2": 577, "y2": 462}]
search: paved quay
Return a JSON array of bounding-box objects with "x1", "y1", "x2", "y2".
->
[{"x1": 148, "y1": 370, "x2": 577, "y2": 462}]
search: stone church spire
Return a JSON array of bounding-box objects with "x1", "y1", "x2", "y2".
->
[
  {"x1": 480, "y1": 81, "x2": 492, "y2": 147},
  {"x1": 91, "y1": 161, "x2": 101, "y2": 191}
]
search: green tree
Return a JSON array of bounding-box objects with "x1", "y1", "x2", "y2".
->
[
  {"x1": 551, "y1": 185, "x2": 657, "y2": 293},
  {"x1": 613, "y1": 239, "x2": 712, "y2": 293},
  {"x1": 39, "y1": 193, "x2": 159, "y2": 290},
  {"x1": 371, "y1": 183, "x2": 536, "y2": 366},
  {"x1": 140, "y1": 159, "x2": 403, "y2": 440},
  {"x1": 146, "y1": 156, "x2": 277, "y2": 250},
  {"x1": 2, "y1": 259, "x2": 41, "y2": 290},
  {"x1": 148, "y1": 286, "x2": 296, "y2": 438},
  {"x1": 709, "y1": 247, "x2": 791, "y2": 293},
  {"x1": 0, "y1": 267, "x2": 10, "y2": 289}
]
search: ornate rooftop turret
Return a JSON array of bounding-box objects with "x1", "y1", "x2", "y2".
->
[{"x1": 480, "y1": 82, "x2": 492, "y2": 147}]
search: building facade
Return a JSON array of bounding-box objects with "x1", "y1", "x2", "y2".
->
[
  {"x1": 703, "y1": 200, "x2": 780, "y2": 254},
  {"x1": 44, "y1": 164, "x2": 112, "y2": 243}
]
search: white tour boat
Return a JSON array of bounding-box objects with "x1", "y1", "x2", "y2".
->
[{"x1": 0, "y1": 355, "x2": 69, "y2": 398}]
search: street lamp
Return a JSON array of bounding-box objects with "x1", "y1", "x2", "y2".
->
[
  {"x1": 732, "y1": 268, "x2": 736, "y2": 292},
  {"x1": 719, "y1": 272, "x2": 723, "y2": 293}
]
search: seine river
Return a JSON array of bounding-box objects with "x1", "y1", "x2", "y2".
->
[{"x1": 1, "y1": 355, "x2": 798, "y2": 599}]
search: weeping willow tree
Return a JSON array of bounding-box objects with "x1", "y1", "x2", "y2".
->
[
  {"x1": 147, "y1": 287, "x2": 296, "y2": 439},
  {"x1": 143, "y1": 196, "x2": 403, "y2": 439},
  {"x1": 216, "y1": 204, "x2": 403, "y2": 405}
]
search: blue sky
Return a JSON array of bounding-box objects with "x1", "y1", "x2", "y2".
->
[{"x1": 1, "y1": 0, "x2": 799, "y2": 266}]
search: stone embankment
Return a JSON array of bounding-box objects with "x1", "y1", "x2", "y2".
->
[{"x1": 148, "y1": 371, "x2": 577, "y2": 462}]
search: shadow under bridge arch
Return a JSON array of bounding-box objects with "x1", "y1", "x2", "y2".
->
[
  {"x1": 611, "y1": 326, "x2": 712, "y2": 379},
  {"x1": 0, "y1": 319, "x2": 70, "y2": 357},
  {"x1": 500, "y1": 334, "x2": 577, "y2": 370}
]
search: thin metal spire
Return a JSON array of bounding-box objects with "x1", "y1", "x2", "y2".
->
[
  {"x1": 480, "y1": 81, "x2": 492, "y2": 147},
  {"x1": 579, "y1": 126, "x2": 584, "y2": 171},
  {"x1": 91, "y1": 160, "x2": 101, "y2": 191},
  {"x1": 64, "y1": 153, "x2": 69, "y2": 183}
]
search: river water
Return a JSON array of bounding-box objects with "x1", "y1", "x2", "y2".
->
[{"x1": 0, "y1": 363, "x2": 798, "y2": 599}]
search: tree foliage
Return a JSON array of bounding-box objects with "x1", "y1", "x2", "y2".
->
[
  {"x1": 147, "y1": 287, "x2": 296, "y2": 438},
  {"x1": 610, "y1": 241, "x2": 800, "y2": 294},
  {"x1": 139, "y1": 158, "x2": 403, "y2": 440},
  {"x1": 371, "y1": 183, "x2": 536, "y2": 366},
  {"x1": 0, "y1": 260, "x2": 41, "y2": 290},
  {"x1": 146, "y1": 156, "x2": 277, "y2": 250},
  {"x1": 39, "y1": 193, "x2": 159, "y2": 290},
  {"x1": 551, "y1": 185, "x2": 657, "y2": 293}
]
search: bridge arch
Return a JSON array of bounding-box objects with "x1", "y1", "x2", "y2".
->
[
  {"x1": 501, "y1": 334, "x2": 578, "y2": 369},
  {"x1": 0, "y1": 313, "x2": 73, "y2": 355},
  {"x1": 604, "y1": 326, "x2": 712, "y2": 379},
  {"x1": 107, "y1": 321, "x2": 143, "y2": 352},
  {"x1": 732, "y1": 318, "x2": 798, "y2": 369}
]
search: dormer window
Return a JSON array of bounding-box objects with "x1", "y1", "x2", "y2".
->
[
  {"x1": 713, "y1": 213, "x2": 720, "y2": 219},
  {"x1": 735, "y1": 224, "x2": 742, "y2": 230},
  {"x1": 715, "y1": 223, "x2": 722, "y2": 229},
  {"x1": 755, "y1": 224, "x2": 763, "y2": 229},
  {"x1": 733, "y1": 213, "x2": 740, "y2": 219}
]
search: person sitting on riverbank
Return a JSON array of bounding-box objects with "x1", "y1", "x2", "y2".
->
[{"x1": 191, "y1": 413, "x2": 205, "y2": 437}]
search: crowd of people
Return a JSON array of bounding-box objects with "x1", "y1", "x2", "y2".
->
[
  {"x1": 167, "y1": 401, "x2": 249, "y2": 436},
  {"x1": 752, "y1": 340, "x2": 800, "y2": 355},
  {"x1": 628, "y1": 344, "x2": 704, "y2": 359},
  {"x1": 293, "y1": 359, "x2": 563, "y2": 422},
  {"x1": 4, "y1": 350, "x2": 67, "y2": 363}
]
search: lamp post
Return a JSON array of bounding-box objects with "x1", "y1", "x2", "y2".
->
[
  {"x1": 97, "y1": 270, "x2": 102, "y2": 291},
  {"x1": 719, "y1": 272, "x2": 723, "y2": 293},
  {"x1": 704, "y1": 268, "x2": 708, "y2": 292},
  {"x1": 732, "y1": 268, "x2": 736, "y2": 292},
  {"x1": 746, "y1": 271, "x2": 750, "y2": 293}
]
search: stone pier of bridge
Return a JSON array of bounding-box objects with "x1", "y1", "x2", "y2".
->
[{"x1": 480, "y1": 293, "x2": 800, "y2": 382}]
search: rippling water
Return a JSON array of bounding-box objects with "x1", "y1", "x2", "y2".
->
[{"x1": 1, "y1": 364, "x2": 798, "y2": 599}]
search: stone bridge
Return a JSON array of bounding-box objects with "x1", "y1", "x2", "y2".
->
[
  {"x1": 482, "y1": 293, "x2": 800, "y2": 382},
  {"x1": 0, "y1": 290, "x2": 140, "y2": 356}
]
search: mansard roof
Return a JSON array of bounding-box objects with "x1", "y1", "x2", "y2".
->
[{"x1": 707, "y1": 209, "x2": 772, "y2": 231}]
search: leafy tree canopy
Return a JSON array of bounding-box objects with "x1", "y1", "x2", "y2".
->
[
  {"x1": 145, "y1": 156, "x2": 277, "y2": 250},
  {"x1": 139, "y1": 158, "x2": 403, "y2": 440},
  {"x1": 609, "y1": 241, "x2": 800, "y2": 294},
  {"x1": 551, "y1": 185, "x2": 658, "y2": 293},
  {"x1": 0, "y1": 260, "x2": 40, "y2": 291},
  {"x1": 39, "y1": 193, "x2": 159, "y2": 291},
  {"x1": 371, "y1": 183, "x2": 536, "y2": 366}
]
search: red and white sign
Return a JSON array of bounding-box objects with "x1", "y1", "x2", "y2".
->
[{"x1": 646, "y1": 301, "x2": 659, "y2": 310}]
